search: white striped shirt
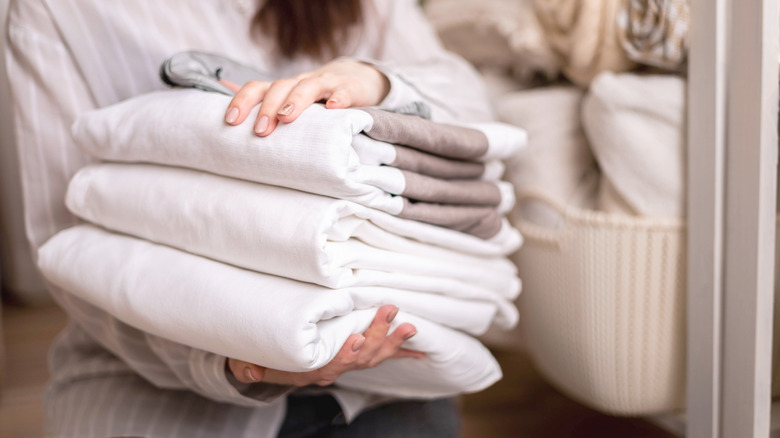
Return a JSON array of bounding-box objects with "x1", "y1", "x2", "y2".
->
[{"x1": 6, "y1": 0, "x2": 493, "y2": 436}]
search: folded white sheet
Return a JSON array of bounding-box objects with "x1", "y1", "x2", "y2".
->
[
  {"x1": 38, "y1": 225, "x2": 503, "y2": 398},
  {"x1": 71, "y1": 89, "x2": 526, "y2": 238},
  {"x1": 66, "y1": 163, "x2": 521, "y2": 306}
]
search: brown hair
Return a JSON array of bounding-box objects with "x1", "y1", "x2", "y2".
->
[{"x1": 253, "y1": 0, "x2": 364, "y2": 60}]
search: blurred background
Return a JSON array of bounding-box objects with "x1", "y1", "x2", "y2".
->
[{"x1": 2, "y1": 0, "x2": 774, "y2": 437}]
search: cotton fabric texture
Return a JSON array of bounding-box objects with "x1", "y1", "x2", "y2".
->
[
  {"x1": 66, "y1": 163, "x2": 522, "y2": 307},
  {"x1": 39, "y1": 225, "x2": 504, "y2": 397},
  {"x1": 582, "y1": 72, "x2": 686, "y2": 217},
  {"x1": 495, "y1": 85, "x2": 596, "y2": 226},
  {"x1": 73, "y1": 90, "x2": 526, "y2": 238},
  {"x1": 7, "y1": 0, "x2": 500, "y2": 435},
  {"x1": 60, "y1": 91, "x2": 522, "y2": 397}
]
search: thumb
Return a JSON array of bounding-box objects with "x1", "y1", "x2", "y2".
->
[
  {"x1": 227, "y1": 358, "x2": 265, "y2": 383},
  {"x1": 325, "y1": 90, "x2": 353, "y2": 109}
]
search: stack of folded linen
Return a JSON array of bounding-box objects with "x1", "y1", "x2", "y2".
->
[{"x1": 38, "y1": 89, "x2": 527, "y2": 399}]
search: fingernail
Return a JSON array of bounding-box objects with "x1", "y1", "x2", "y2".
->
[
  {"x1": 277, "y1": 103, "x2": 294, "y2": 116},
  {"x1": 254, "y1": 116, "x2": 269, "y2": 134},
  {"x1": 386, "y1": 306, "x2": 399, "y2": 323},
  {"x1": 403, "y1": 330, "x2": 417, "y2": 341},
  {"x1": 327, "y1": 98, "x2": 338, "y2": 106},
  {"x1": 352, "y1": 336, "x2": 365, "y2": 352},
  {"x1": 225, "y1": 107, "x2": 239, "y2": 124},
  {"x1": 244, "y1": 367, "x2": 258, "y2": 382}
]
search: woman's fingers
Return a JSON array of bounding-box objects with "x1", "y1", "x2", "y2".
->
[
  {"x1": 227, "y1": 358, "x2": 266, "y2": 383},
  {"x1": 223, "y1": 60, "x2": 390, "y2": 136},
  {"x1": 274, "y1": 76, "x2": 334, "y2": 122},
  {"x1": 305, "y1": 333, "x2": 365, "y2": 386},
  {"x1": 325, "y1": 88, "x2": 353, "y2": 109},
  {"x1": 221, "y1": 60, "x2": 389, "y2": 138},
  {"x1": 224, "y1": 76, "x2": 319, "y2": 137},
  {"x1": 226, "y1": 306, "x2": 420, "y2": 388},
  {"x1": 356, "y1": 305, "x2": 397, "y2": 360},
  {"x1": 252, "y1": 77, "x2": 307, "y2": 135},
  {"x1": 279, "y1": 306, "x2": 421, "y2": 387},
  {"x1": 224, "y1": 80, "x2": 270, "y2": 126},
  {"x1": 392, "y1": 348, "x2": 426, "y2": 360},
  {"x1": 355, "y1": 306, "x2": 423, "y2": 368},
  {"x1": 225, "y1": 317, "x2": 416, "y2": 388},
  {"x1": 223, "y1": 77, "x2": 308, "y2": 136},
  {"x1": 371, "y1": 322, "x2": 418, "y2": 364}
]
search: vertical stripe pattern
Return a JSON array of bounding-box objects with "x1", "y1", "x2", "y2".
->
[{"x1": 5, "y1": 0, "x2": 493, "y2": 435}]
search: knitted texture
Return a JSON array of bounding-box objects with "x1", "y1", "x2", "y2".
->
[
  {"x1": 515, "y1": 198, "x2": 780, "y2": 415},
  {"x1": 515, "y1": 195, "x2": 686, "y2": 415}
]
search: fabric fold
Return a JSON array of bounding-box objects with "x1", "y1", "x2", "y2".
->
[
  {"x1": 359, "y1": 106, "x2": 525, "y2": 161},
  {"x1": 71, "y1": 89, "x2": 526, "y2": 238},
  {"x1": 352, "y1": 134, "x2": 506, "y2": 181},
  {"x1": 38, "y1": 224, "x2": 504, "y2": 398},
  {"x1": 582, "y1": 72, "x2": 686, "y2": 217},
  {"x1": 616, "y1": 0, "x2": 689, "y2": 70},
  {"x1": 65, "y1": 163, "x2": 522, "y2": 304}
]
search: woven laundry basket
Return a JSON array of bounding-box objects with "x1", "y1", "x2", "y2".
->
[
  {"x1": 512, "y1": 191, "x2": 680, "y2": 415},
  {"x1": 513, "y1": 191, "x2": 780, "y2": 416}
]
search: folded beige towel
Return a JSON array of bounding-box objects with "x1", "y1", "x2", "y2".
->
[{"x1": 534, "y1": 0, "x2": 636, "y2": 87}]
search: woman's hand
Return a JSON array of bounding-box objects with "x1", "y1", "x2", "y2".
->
[
  {"x1": 227, "y1": 305, "x2": 423, "y2": 386},
  {"x1": 223, "y1": 59, "x2": 390, "y2": 137}
]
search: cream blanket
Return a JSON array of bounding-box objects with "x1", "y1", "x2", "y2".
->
[{"x1": 582, "y1": 72, "x2": 686, "y2": 217}]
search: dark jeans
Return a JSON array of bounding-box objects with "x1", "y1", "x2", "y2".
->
[{"x1": 276, "y1": 393, "x2": 461, "y2": 438}]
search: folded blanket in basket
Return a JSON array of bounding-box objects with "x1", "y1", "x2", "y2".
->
[
  {"x1": 37, "y1": 225, "x2": 503, "y2": 398},
  {"x1": 582, "y1": 72, "x2": 686, "y2": 217},
  {"x1": 66, "y1": 163, "x2": 521, "y2": 304},
  {"x1": 72, "y1": 89, "x2": 526, "y2": 238}
]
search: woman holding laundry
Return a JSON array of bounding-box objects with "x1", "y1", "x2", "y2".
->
[{"x1": 7, "y1": 0, "x2": 493, "y2": 436}]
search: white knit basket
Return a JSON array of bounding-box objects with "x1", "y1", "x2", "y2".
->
[
  {"x1": 513, "y1": 192, "x2": 780, "y2": 415},
  {"x1": 511, "y1": 192, "x2": 695, "y2": 415}
]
